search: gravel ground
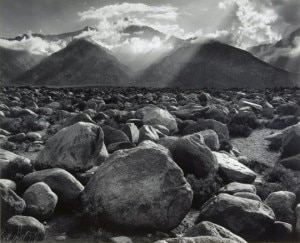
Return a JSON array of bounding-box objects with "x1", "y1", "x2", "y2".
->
[{"x1": 231, "y1": 128, "x2": 281, "y2": 167}]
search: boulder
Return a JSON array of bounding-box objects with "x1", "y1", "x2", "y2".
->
[
  {"x1": 196, "y1": 193, "x2": 275, "y2": 240},
  {"x1": 219, "y1": 182, "x2": 256, "y2": 194},
  {"x1": 110, "y1": 236, "x2": 133, "y2": 243},
  {"x1": 213, "y1": 152, "x2": 257, "y2": 183},
  {"x1": 240, "y1": 100, "x2": 262, "y2": 111},
  {"x1": 281, "y1": 126, "x2": 300, "y2": 158},
  {"x1": 26, "y1": 132, "x2": 42, "y2": 141},
  {"x1": 137, "y1": 105, "x2": 178, "y2": 133},
  {"x1": 184, "y1": 221, "x2": 247, "y2": 243},
  {"x1": 154, "y1": 236, "x2": 235, "y2": 243},
  {"x1": 170, "y1": 133, "x2": 218, "y2": 179},
  {"x1": 277, "y1": 103, "x2": 300, "y2": 116},
  {"x1": 279, "y1": 153, "x2": 300, "y2": 171},
  {"x1": 198, "y1": 130, "x2": 220, "y2": 151},
  {"x1": 0, "y1": 149, "x2": 32, "y2": 180},
  {"x1": 1, "y1": 186, "x2": 26, "y2": 224},
  {"x1": 82, "y1": 142, "x2": 193, "y2": 231},
  {"x1": 107, "y1": 141, "x2": 136, "y2": 154},
  {"x1": 183, "y1": 119, "x2": 229, "y2": 143},
  {"x1": 267, "y1": 116, "x2": 299, "y2": 129},
  {"x1": 22, "y1": 182, "x2": 58, "y2": 220},
  {"x1": 103, "y1": 125, "x2": 130, "y2": 146},
  {"x1": 121, "y1": 123, "x2": 140, "y2": 143},
  {"x1": 271, "y1": 221, "x2": 293, "y2": 242},
  {"x1": 0, "y1": 179, "x2": 17, "y2": 191},
  {"x1": 35, "y1": 122, "x2": 107, "y2": 172},
  {"x1": 265, "y1": 122, "x2": 300, "y2": 150},
  {"x1": 138, "y1": 125, "x2": 160, "y2": 143},
  {"x1": 23, "y1": 168, "x2": 84, "y2": 203},
  {"x1": 63, "y1": 113, "x2": 95, "y2": 127},
  {"x1": 233, "y1": 192, "x2": 261, "y2": 201},
  {"x1": 5, "y1": 215, "x2": 45, "y2": 241},
  {"x1": 0, "y1": 116, "x2": 22, "y2": 133},
  {"x1": 8, "y1": 133, "x2": 26, "y2": 143},
  {"x1": 265, "y1": 191, "x2": 296, "y2": 225}
]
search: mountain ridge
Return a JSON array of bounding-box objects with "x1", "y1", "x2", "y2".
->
[{"x1": 12, "y1": 38, "x2": 132, "y2": 87}]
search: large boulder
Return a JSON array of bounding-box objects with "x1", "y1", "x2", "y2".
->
[
  {"x1": 264, "y1": 191, "x2": 296, "y2": 225},
  {"x1": 196, "y1": 193, "x2": 275, "y2": 240},
  {"x1": 198, "y1": 130, "x2": 220, "y2": 151},
  {"x1": 0, "y1": 149, "x2": 32, "y2": 180},
  {"x1": 35, "y1": 122, "x2": 108, "y2": 172},
  {"x1": 0, "y1": 179, "x2": 17, "y2": 191},
  {"x1": 23, "y1": 168, "x2": 84, "y2": 203},
  {"x1": 154, "y1": 236, "x2": 234, "y2": 243},
  {"x1": 265, "y1": 122, "x2": 300, "y2": 150},
  {"x1": 138, "y1": 125, "x2": 160, "y2": 143},
  {"x1": 218, "y1": 182, "x2": 256, "y2": 194},
  {"x1": 4, "y1": 215, "x2": 45, "y2": 241},
  {"x1": 22, "y1": 182, "x2": 58, "y2": 220},
  {"x1": 213, "y1": 152, "x2": 257, "y2": 183},
  {"x1": 137, "y1": 105, "x2": 178, "y2": 133},
  {"x1": 102, "y1": 125, "x2": 130, "y2": 146},
  {"x1": 1, "y1": 186, "x2": 26, "y2": 224},
  {"x1": 279, "y1": 153, "x2": 300, "y2": 171},
  {"x1": 184, "y1": 221, "x2": 247, "y2": 243},
  {"x1": 183, "y1": 119, "x2": 229, "y2": 143},
  {"x1": 82, "y1": 142, "x2": 193, "y2": 231},
  {"x1": 121, "y1": 123, "x2": 140, "y2": 144},
  {"x1": 281, "y1": 126, "x2": 300, "y2": 158},
  {"x1": 62, "y1": 113, "x2": 95, "y2": 127},
  {"x1": 169, "y1": 133, "x2": 218, "y2": 179}
]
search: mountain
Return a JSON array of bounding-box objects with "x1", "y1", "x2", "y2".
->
[
  {"x1": 0, "y1": 47, "x2": 44, "y2": 84},
  {"x1": 137, "y1": 41, "x2": 300, "y2": 89},
  {"x1": 249, "y1": 28, "x2": 300, "y2": 73},
  {"x1": 12, "y1": 39, "x2": 132, "y2": 87},
  {"x1": 3, "y1": 26, "x2": 97, "y2": 42}
]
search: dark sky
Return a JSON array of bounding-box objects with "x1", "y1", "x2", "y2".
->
[{"x1": 0, "y1": 0, "x2": 228, "y2": 37}]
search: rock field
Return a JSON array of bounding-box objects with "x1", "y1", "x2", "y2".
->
[{"x1": 1, "y1": 86, "x2": 300, "y2": 242}]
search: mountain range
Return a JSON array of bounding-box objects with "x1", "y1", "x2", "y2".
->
[
  {"x1": 0, "y1": 47, "x2": 44, "y2": 84},
  {"x1": 138, "y1": 41, "x2": 299, "y2": 88},
  {"x1": 249, "y1": 28, "x2": 300, "y2": 74},
  {"x1": 13, "y1": 39, "x2": 131, "y2": 87},
  {"x1": 1, "y1": 25, "x2": 299, "y2": 88}
]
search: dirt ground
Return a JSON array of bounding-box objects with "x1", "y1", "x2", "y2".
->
[{"x1": 231, "y1": 128, "x2": 281, "y2": 167}]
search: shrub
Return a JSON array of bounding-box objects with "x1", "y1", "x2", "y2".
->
[
  {"x1": 256, "y1": 164, "x2": 300, "y2": 200},
  {"x1": 228, "y1": 112, "x2": 260, "y2": 137},
  {"x1": 186, "y1": 174, "x2": 223, "y2": 208}
]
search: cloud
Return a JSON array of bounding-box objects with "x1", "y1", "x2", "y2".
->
[
  {"x1": 0, "y1": 33, "x2": 66, "y2": 55},
  {"x1": 217, "y1": 0, "x2": 281, "y2": 48},
  {"x1": 76, "y1": 3, "x2": 184, "y2": 71},
  {"x1": 271, "y1": 0, "x2": 300, "y2": 26}
]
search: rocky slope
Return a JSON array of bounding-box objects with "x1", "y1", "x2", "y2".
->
[
  {"x1": 12, "y1": 39, "x2": 132, "y2": 87},
  {"x1": 0, "y1": 47, "x2": 44, "y2": 85},
  {"x1": 138, "y1": 41, "x2": 300, "y2": 88}
]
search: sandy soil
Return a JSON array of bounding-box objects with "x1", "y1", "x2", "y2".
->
[{"x1": 231, "y1": 128, "x2": 281, "y2": 167}]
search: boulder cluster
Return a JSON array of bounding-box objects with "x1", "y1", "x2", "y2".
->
[{"x1": 0, "y1": 86, "x2": 300, "y2": 242}]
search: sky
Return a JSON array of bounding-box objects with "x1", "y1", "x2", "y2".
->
[{"x1": 0, "y1": 0, "x2": 299, "y2": 71}]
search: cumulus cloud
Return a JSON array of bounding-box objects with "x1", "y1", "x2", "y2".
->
[{"x1": 217, "y1": 0, "x2": 281, "y2": 48}]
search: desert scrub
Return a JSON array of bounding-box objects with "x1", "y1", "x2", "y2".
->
[
  {"x1": 186, "y1": 174, "x2": 223, "y2": 208},
  {"x1": 256, "y1": 164, "x2": 300, "y2": 200},
  {"x1": 228, "y1": 112, "x2": 260, "y2": 137}
]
